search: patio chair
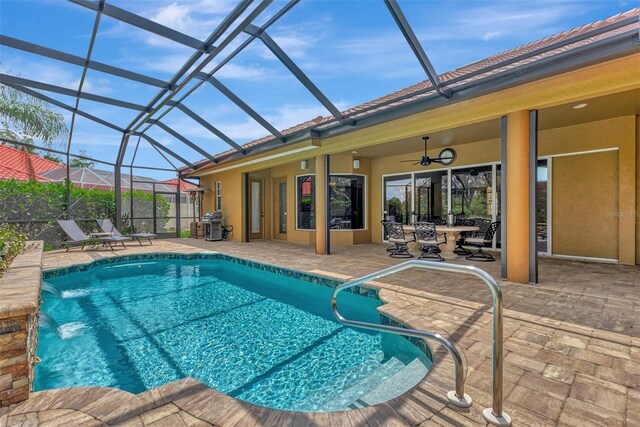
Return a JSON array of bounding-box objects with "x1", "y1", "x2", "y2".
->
[
  {"x1": 463, "y1": 220, "x2": 500, "y2": 262},
  {"x1": 57, "y1": 220, "x2": 128, "y2": 252},
  {"x1": 414, "y1": 222, "x2": 445, "y2": 261},
  {"x1": 381, "y1": 219, "x2": 396, "y2": 252},
  {"x1": 97, "y1": 218, "x2": 157, "y2": 245},
  {"x1": 453, "y1": 218, "x2": 476, "y2": 255},
  {"x1": 382, "y1": 221, "x2": 415, "y2": 258}
]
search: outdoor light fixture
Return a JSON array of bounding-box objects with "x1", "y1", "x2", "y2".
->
[
  {"x1": 572, "y1": 103, "x2": 588, "y2": 109},
  {"x1": 353, "y1": 159, "x2": 360, "y2": 169},
  {"x1": 300, "y1": 160, "x2": 308, "y2": 170}
]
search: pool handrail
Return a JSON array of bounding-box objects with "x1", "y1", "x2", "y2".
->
[{"x1": 331, "y1": 259, "x2": 512, "y2": 427}]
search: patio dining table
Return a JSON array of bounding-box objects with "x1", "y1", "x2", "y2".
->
[{"x1": 404, "y1": 224, "x2": 480, "y2": 259}]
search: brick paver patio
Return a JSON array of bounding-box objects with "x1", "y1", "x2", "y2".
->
[{"x1": 1, "y1": 239, "x2": 638, "y2": 426}]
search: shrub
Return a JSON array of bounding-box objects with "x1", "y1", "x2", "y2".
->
[
  {"x1": 0, "y1": 224, "x2": 27, "y2": 275},
  {"x1": 0, "y1": 179, "x2": 171, "y2": 244}
]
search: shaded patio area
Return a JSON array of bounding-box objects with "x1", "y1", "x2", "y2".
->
[{"x1": 5, "y1": 239, "x2": 635, "y2": 426}]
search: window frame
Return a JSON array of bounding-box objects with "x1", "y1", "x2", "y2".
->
[
  {"x1": 215, "y1": 181, "x2": 222, "y2": 211},
  {"x1": 329, "y1": 173, "x2": 368, "y2": 231},
  {"x1": 295, "y1": 174, "x2": 316, "y2": 230}
]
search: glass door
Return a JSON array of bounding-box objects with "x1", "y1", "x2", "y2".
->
[
  {"x1": 249, "y1": 177, "x2": 264, "y2": 240},
  {"x1": 494, "y1": 159, "x2": 550, "y2": 253},
  {"x1": 451, "y1": 166, "x2": 494, "y2": 221},
  {"x1": 414, "y1": 170, "x2": 448, "y2": 222},
  {"x1": 274, "y1": 178, "x2": 287, "y2": 239},
  {"x1": 536, "y1": 159, "x2": 549, "y2": 254},
  {"x1": 383, "y1": 174, "x2": 412, "y2": 224}
]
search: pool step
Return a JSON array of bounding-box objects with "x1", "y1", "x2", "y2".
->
[
  {"x1": 350, "y1": 357, "x2": 429, "y2": 408},
  {"x1": 319, "y1": 357, "x2": 406, "y2": 411}
]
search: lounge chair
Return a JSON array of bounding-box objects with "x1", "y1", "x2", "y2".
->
[
  {"x1": 57, "y1": 220, "x2": 128, "y2": 251},
  {"x1": 414, "y1": 222, "x2": 445, "y2": 261},
  {"x1": 97, "y1": 218, "x2": 156, "y2": 245},
  {"x1": 382, "y1": 221, "x2": 415, "y2": 258}
]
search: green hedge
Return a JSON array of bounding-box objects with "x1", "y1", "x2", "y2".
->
[
  {"x1": 0, "y1": 179, "x2": 170, "y2": 244},
  {"x1": 0, "y1": 224, "x2": 27, "y2": 275}
]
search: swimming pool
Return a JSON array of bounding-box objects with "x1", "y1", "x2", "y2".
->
[{"x1": 38, "y1": 254, "x2": 431, "y2": 412}]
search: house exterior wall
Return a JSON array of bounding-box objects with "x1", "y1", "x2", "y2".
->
[{"x1": 192, "y1": 54, "x2": 640, "y2": 268}]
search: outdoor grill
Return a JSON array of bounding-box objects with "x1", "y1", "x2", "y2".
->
[{"x1": 203, "y1": 211, "x2": 224, "y2": 241}]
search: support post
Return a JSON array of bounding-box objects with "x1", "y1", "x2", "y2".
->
[
  {"x1": 114, "y1": 164, "x2": 122, "y2": 229},
  {"x1": 315, "y1": 155, "x2": 329, "y2": 255},
  {"x1": 244, "y1": 173, "x2": 250, "y2": 243},
  {"x1": 176, "y1": 175, "x2": 182, "y2": 238},
  {"x1": 325, "y1": 155, "x2": 331, "y2": 255},
  {"x1": 529, "y1": 110, "x2": 539, "y2": 284},
  {"x1": 115, "y1": 133, "x2": 130, "y2": 230},
  {"x1": 505, "y1": 110, "x2": 530, "y2": 284},
  {"x1": 500, "y1": 116, "x2": 507, "y2": 281}
]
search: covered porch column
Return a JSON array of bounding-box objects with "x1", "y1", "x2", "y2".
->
[
  {"x1": 502, "y1": 110, "x2": 538, "y2": 284},
  {"x1": 315, "y1": 155, "x2": 330, "y2": 255}
]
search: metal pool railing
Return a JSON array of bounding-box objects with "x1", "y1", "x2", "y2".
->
[{"x1": 331, "y1": 260, "x2": 512, "y2": 427}]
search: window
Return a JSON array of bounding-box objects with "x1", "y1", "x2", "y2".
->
[
  {"x1": 329, "y1": 175, "x2": 365, "y2": 229},
  {"x1": 215, "y1": 181, "x2": 222, "y2": 211},
  {"x1": 296, "y1": 175, "x2": 315, "y2": 229}
]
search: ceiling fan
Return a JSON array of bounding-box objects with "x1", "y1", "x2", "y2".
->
[{"x1": 401, "y1": 136, "x2": 456, "y2": 166}]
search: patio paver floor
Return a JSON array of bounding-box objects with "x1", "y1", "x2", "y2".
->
[{"x1": 2, "y1": 239, "x2": 638, "y2": 426}]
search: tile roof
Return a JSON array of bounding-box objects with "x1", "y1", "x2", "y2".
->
[
  {"x1": 0, "y1": 144, "x2": 64, "y2": 182},
  {"x1": 41, "y1": 167, "x2": 188, "y2": 193},
  {"x1": 188, "y1": 7, "x2": 640, "y2": 172},
  {"x1": 161, "y1": 178, "x2": 197, "y2": 191}
]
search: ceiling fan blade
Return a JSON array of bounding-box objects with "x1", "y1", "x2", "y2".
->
[
  {"x1": 413, "y1": 161, "x2": 421, "y2": 165},
  {"x1": 400, "y1": 160, "x2": 420, "y2": 162}
]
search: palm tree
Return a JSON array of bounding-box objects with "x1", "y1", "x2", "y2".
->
[{"x1": 0, "y1": 84, "x2": 68, "y2": 152}]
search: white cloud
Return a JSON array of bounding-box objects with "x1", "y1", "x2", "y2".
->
[{"x1": 69, "y1": 132, "x2": 123, "y2": 147}]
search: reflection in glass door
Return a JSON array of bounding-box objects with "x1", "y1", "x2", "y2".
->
[
  {"x1": 451, "y1": 167, "x2": 493, "y2": 220},
  {"x1": 249, "y1": 178, "x2": 264, "y2": 240},
  {"x1": 536, "y1": 160, "x2": 549, "y2": 254},
  {"x1": 383, "y1": 175, "x2": 412, "y2": 224},
  {"x1": 414, "y1": 171, "x2": 448, "y2": 222},
  {"x1": 495, "y1": 159, "x2": 549, "y2": 253}
]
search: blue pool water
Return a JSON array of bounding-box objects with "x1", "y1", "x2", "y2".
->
[{"x1": 37, "y1": 257, "x2": 431, "y2": 411}]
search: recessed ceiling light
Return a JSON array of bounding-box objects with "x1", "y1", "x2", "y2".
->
[
  {"x1": 351, "y1": 150, "x2": 358, "y2": 154},
  {"x1": 572, "y1": 103, "x2": 588, "y2": 109}
]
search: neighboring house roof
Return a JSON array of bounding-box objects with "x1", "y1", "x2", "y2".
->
[
  {"x1": 161, "y1": 178, "x2": 197, "y2": 191},
  {"x1": 0, "y1": 144, "x2": 64, "y2": 182},
  {"x1": 40, "y1": 167, "x2": 189, "y2": 193},
  {"x1": 187, "y1": 7, "x2": 640, "y2": 172}
]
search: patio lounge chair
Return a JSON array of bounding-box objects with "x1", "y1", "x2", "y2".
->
[
  {"x1": 97, "y1": 218, "x2": 156, "y2": 245},
  {"x1": 57, "y1": 220, "x2": 128, "y2": 251},
  {"x1": 463, "y1": 220, "x2": 500, "y2": 262},
  {"x1": 382, "y1": 221, "x2": 415, "y2": 258},
  {"x1": 414, "y1": 222, "x2": 445, "y2": 261}
]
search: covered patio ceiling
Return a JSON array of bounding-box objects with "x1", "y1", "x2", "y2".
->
[{"x1": 350, "y1": 87, "x2": 640, "y2": 160}]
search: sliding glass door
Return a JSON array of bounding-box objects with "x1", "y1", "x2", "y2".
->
[
  {"x1": 383, "y1": 174, "x2": 412, "y2": 224},
  {"x1": 414, "y1": 170, "x2": 448, "y2": 222},
  {"x1": 451, "y1": 166, "x2": 494, "y2": 221}
]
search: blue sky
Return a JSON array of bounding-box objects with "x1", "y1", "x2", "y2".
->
[{"x1": 1, "y1": 0, "x2": 637, "y2": 180}]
